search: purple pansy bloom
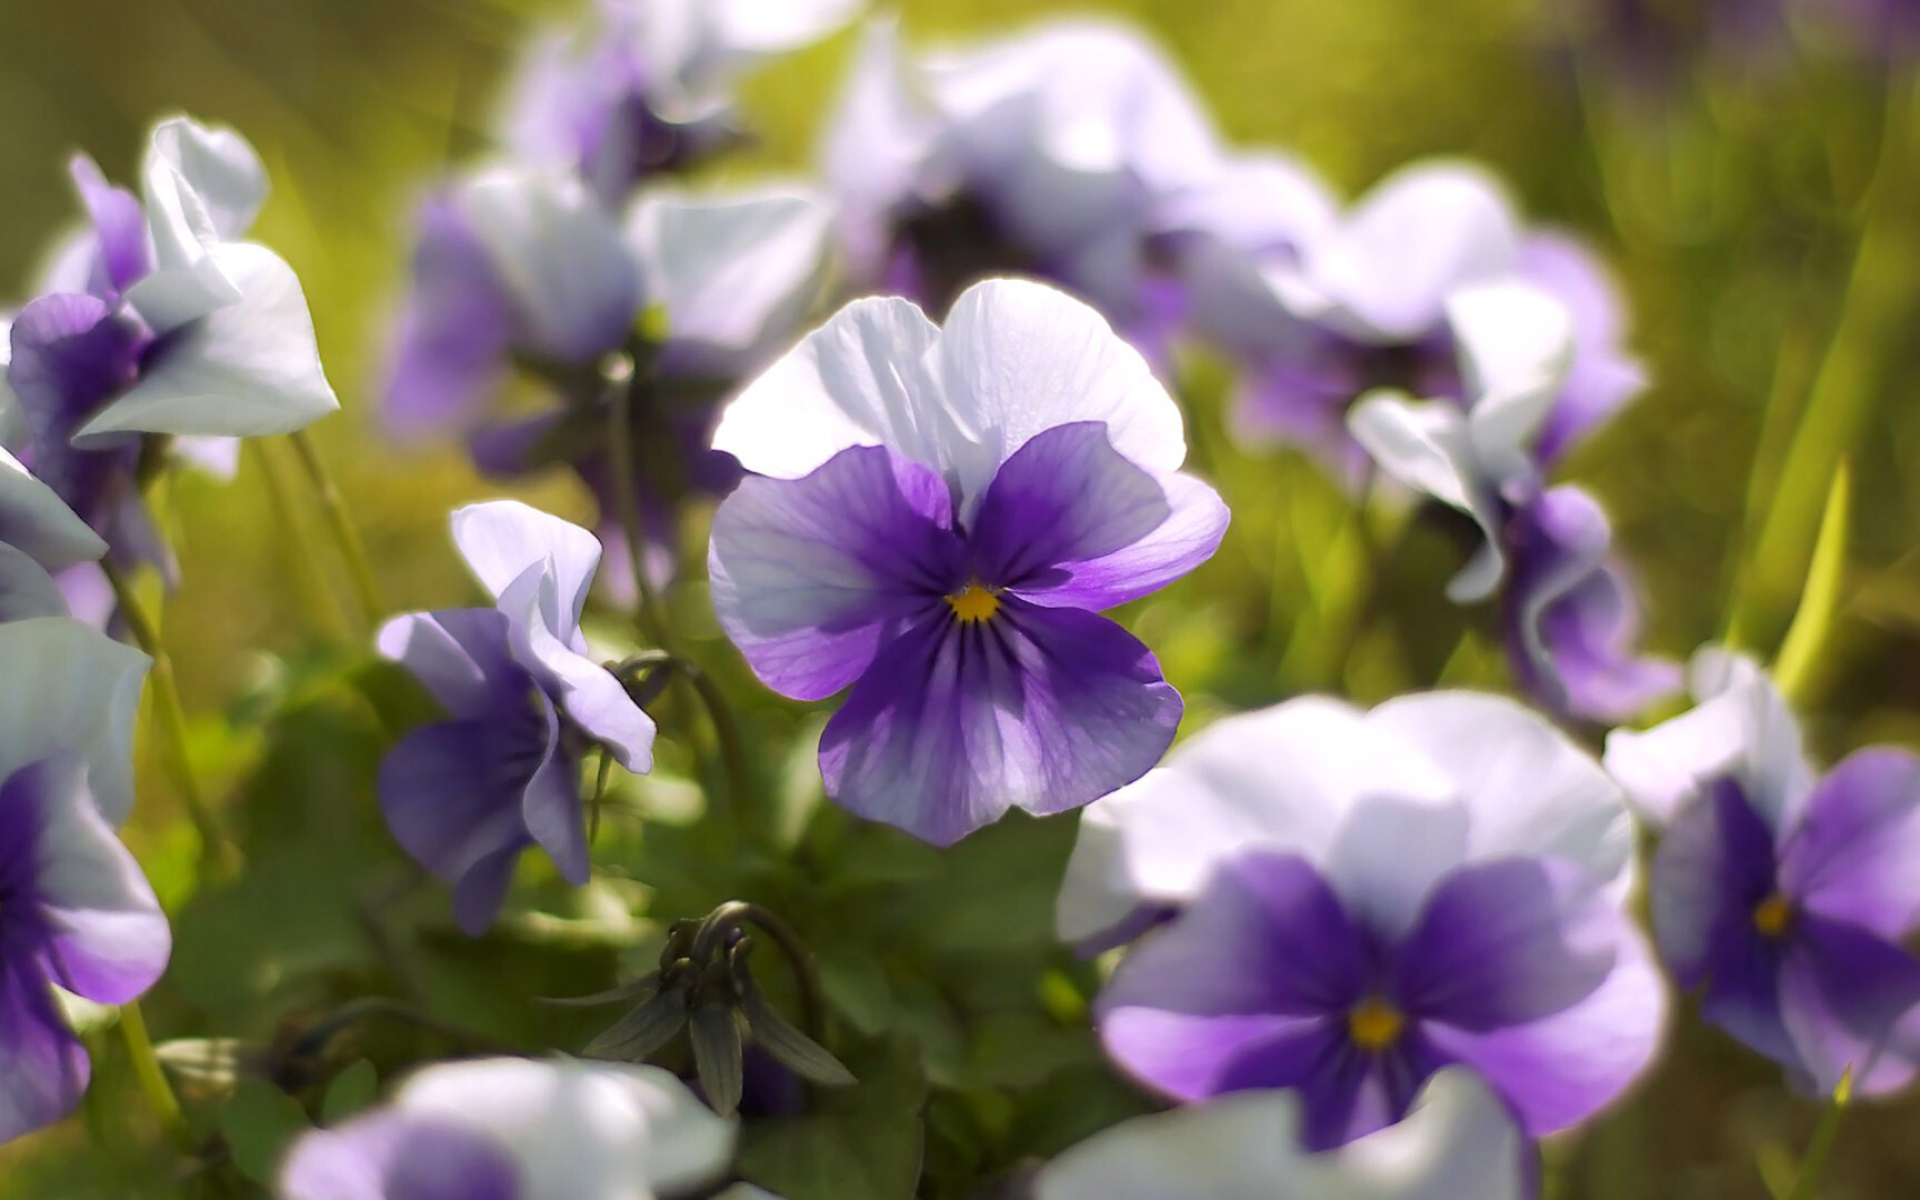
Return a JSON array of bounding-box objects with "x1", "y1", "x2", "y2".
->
[
  {"x1": 499, "y1": 0, "x2": 861, "y2": 204},
  {"x1": 707, "y1": 278, "x2": 1229, "y2": 845},
  {"x1": 822, "y1": 17, "x2": 1220, "y2": 345},
  {"x1": 1036, "y1": 1068, "x2": 1533, "y2": 1200},
  {"x1": 384, "y1": 171, "x2": 831, "y2": 578},
  {"x1": 0, "y1": 617, "x2": 166, "y2": 1144},
  {"x1": 1606, "y1": 650, "x2": 1920, "y2": 1096},
  {"x1": 1172, "y1": 159, "x2": 1644, "y2": 480},
  {"x1": 1347, "y1": 283, "x2": 1675, "y2": 722},
  {"x1": 278, "y1": 1057, "x2": 734, "y2": 1200},
  {"x1": 1, "y1": 117, "x2": 337, "y2": 617},
  {"x1": 1064, "y1": 693, "x2": 1665, "y2": 1151},
  {"x1": 377, "y1": 501, "x2": 656, "y2": 934},
  {"x1": 0, "y1": 449, "x2": 109, "y2": 622}
]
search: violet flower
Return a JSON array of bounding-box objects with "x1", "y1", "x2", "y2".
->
[
  {"x1": 1, "y1": 117, "x2": 337, "y2": 616},
  {"x1": 822, "y1": 17, "x2": 1220, "y2": 344},
  {"x1": 376, "y1": 501, "x2": 656, "y2": 934},
  {"x1": 0, "y1": 449, "x2": 108, "y2": 622},
  {"x1": 500, "y1": 0, "x2": 862, "y2": 204},
  {"x1": 1172, "y1": 160, "x2": 1643, "y2": 478},
  {"x1": 1035, "y1": 1068, "x2": 1532, "y2": 1200},
  {"x1": 1063, "y1": 692, "x2": 1665, "y2": 1151},
  {"x1": 1347, "y1": 282, "x2": 1676, "y2": 722},
  {"x1": 707, "y1": 277, "x2": 1229, "y2": 845},
  {"x1": 0, "y1": 616, "x2": 166, "y2": 1144},
  {"x1": 277, "y1": 1057, "x2": 734, "y2": 1200},
  {"x1": 1606, "y1": 650, "x2": 1920, "y2": 1096}
]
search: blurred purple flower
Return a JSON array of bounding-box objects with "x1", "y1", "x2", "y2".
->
[
  {"x1": 278, "y1": 1057, "x2": 734, "y2": 1200},
  {"x1": 1035, "y1": 1067, "x2": 1533, "y2": 1200},
  {"x1": 707, "y1": 278, "x2": 1228, "y2": 845},
  {"x1": 1607, "y1": 651, "x2": 1920, "y2": 1096},
  {"x1": 0, "y1": 449, "x2": 109, "y2": 622},
  {"x1": 1, "y1": 118, "x2": 337, "y2": 617},
  {"x1": 500, "y1": 0, "x2": 862, "y2": 204},
  {"x1": 1170, "y1": 160, "x2": 1644, "y2": 479},
  {"x1": 1064, "y1": 693, "x2": 1665, "y2": 1149},
  {"x1": 1348, "y1": 282, "x2": 1675, "y2": 722},
  {"x1": 822, "y1": 18, "x2": 1221, "y2": 348},
  {"x1": 0, "y1": 617, "x2": 165, "y2": 1145},
  {"x1": 376, "y1": 501, "x2": 655, "y2": 934}
]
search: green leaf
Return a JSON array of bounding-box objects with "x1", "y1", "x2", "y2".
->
[
  {"x1": 1773, "y1": 461, "x2": 1851, "y2": 704},
  {"x1": 321, "y1": 1060, "x2": 380, "y2": 1124},
  {"x1": 219, "y1": 1078, "x2": 311, "y2": 1183},
  {"x1": 737, "y1": 1038, "x2": 927, "y2": 1200}
]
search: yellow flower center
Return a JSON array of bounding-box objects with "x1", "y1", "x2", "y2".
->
[
  {"x1": 945, "y1": 581, "x2": 1001, "y2": 624},
  {"x1": 1346, "y1": 996, "x2": 1405, "y2": 1052},
  {"x1": 1753, "y1": 892, "x2": 1794, "y2": 938}
]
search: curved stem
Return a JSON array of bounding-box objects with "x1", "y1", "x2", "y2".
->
[
  {"x1": 100, "y1": 559, "x2": 235, "y2": 882},
  {"x1": 120, "y1": 1001, "x2": 193, "y2": 1152},
  {"x1": 287, "y1": 429, "x2": 385, "y2": 636},
  {"x1": 694, "y1": 901, "x2": 826, "y2": 1036},
  {"x1": 604, "y1": 360, "x2": 671, "y2": 648}
]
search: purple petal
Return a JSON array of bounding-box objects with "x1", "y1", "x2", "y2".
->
[
  {"x1": 1782, "y1": 749, "x2": 1920, "y2": 940},
  {"x1": 1778, "y1": 914, "x2": 1920, "y2": 1096},
  {"x1": 377, "y1": 608, "x2": 525, "y2": 718},
  {"x1": 280, "y1": 1111, "x2": 522, "y2": 1200},
  {"x1": 818, "y1": 598, "x2": 1181, "y2": 845},
  {"x1": 383, "y1": 193, "x2": 517, "y2": 443},
  {"x1": 1396, "y1": 858, "x2": 1620, "y2": 1031},
  {"x1": 68, "y1": 155, "x2": 151, "y2": 298},
  {"x1": 1503, "y1": 487, "x2": 1677, "y2": 723},
  {"x1": 1520, "y1": 233, "x2": 1645, "y2": 465},
  {"x1": 970, "y1": 422, "x2": 1227, "y2": 610},
  {"x1": 1651, "y1": 780, "x2": 1779, "y2": 989},
  {"x1": 1209, "y1": 1021, "x2": 1450, "y2": 1150},
  {"x1": 1422, "y1": 926, "x2": 1665, "y2": 1136},
  {"x1": 7, "y1": 293, "x2": 146, "y2": 529},
  {"x1": 709, "y1": 444, "x2": 962, "y2": 701},
  {"x1": 0, "y1": 950, "x2": 88, "y2": 1143}
]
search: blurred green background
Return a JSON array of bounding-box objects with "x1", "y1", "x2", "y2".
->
[{"x1": 3, "y1": 0, "x2": 1919, "y2": 1195}]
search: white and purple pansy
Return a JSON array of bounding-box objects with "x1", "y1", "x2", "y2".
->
[
  {"x1": 822, "y1": 16, "x2": 1220, "y2": 343},
  {"x1": 708, "y1": 277, "x2": 1229, "y2": 846},
  {"x1": 277, "y1": 1057, "x2": 735, "y2": 1200},
  {"x1": 1035, "y1": 1067, "x2": 1533, "y2": 1200},
  {"x1": 1347, "y1": 282, "x2": 1676, "y2": 723},
  {"x1": 0, "y1": 616, "x2": 167, "y2": 1143},
  {"x1": 1061, "y1": 692, "x2": 1666, "y2": 1151},
  {"x1": 376, "y1": 501, "x2": 655, "y2": 934},
  {"x1": 0, "y1": 448, "x2": 108, "y2": 622},
  {"x1": 1606, "y1": 650, "x2": 1920, "y2": 1096}
]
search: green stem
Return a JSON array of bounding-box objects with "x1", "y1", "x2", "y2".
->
[
  {"x1": 287, "y1": 429, "x2": 385, "y2": 635},
  {"x1": 248, "y1": 440, "x2": 348, "y2": 639},
  {"x1": 119, "y1": 1001, "x2": 193, "y2": 1152},
  {"x1": 100, "y1": 559, "x2": 234, "y2": 881},
  {"x1": 604, "y1": 358, "x2": 672, "y2": 648}
]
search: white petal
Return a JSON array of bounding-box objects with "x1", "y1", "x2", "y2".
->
[
  {"x1": 451, "y1": 500, "x2": 602, "y2": 632},
  {"x1": 1293, "y1": 160, "x2": 1521, "y2": 342},
  {"x1": 0, "y1": 447, "x2": 108, "y2": 569},
  {"x1": 396, "y1": 1057, "x2": 735, "y2": 1200},
  {"x1": 0, "y1": 617, "x2": 150, "y2": 825},
  {"x1": 1603, "y1": 647, "x2": 1812, "y2": 831},
  {"x1": 711, "y1": 0, "x2": 863, "y2": 54},
  {"x1": 1447, "y1": 281, "x2": 1572, "y2": 488},
  {"x1": 84, "y1": 243, "x2": 338, "y2": 440},
  {"x1": 820, "y1": 19, "x2": 934, "y2": 280},
  {"x1": 1346, "y1": 390, "x2": 1507, "y2": 602},
  {"x1": 933, "y1": 278, "x2": 1184, "y2": 516},
  {"x1": 1056, "y1": 696, "x2": 1454, "y2": 946},
  {"x1": 1370, "y1": 691, "x2": 1637, "y2": 897},
  {"x1": 145, "y1": 116, "x2": 268, "y2": 242},
  {"x1": 0, "y1": 543, "x2": 68, "y2": 621},
  {"x1": 1035, "y1": 1068, "x2": 1527, "y2": 1200},
  {"x1": 627, "y1": 184, "x2": 832, "y2": 367},
  {"x1": 0, "y1": 313, "x2": 22, "y2": 447},
  {"x1": 711, "y1": 294, "x2": 946, "y2": 478}
]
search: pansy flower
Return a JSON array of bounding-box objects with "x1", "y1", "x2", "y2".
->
[
  {"x1": 1605, "y1": 650, "x2": 1920, "y2": 1096},
  {"x1": 1036, "y1": 1068, "x2": 1532, "y2": 1200},
  {"x1": 377, "y1": 501, "x2": 655, "y2": 933},
  {"x1": 1, "y1": 116, "x2": 338, "y2": 616},
  {"x1": 0, "y1": 449, "x2": 108, "y2": 622},
  {"x1": 822, "y1": 17, "x2": 1220, "y2": 346},
  {"x1": 1063, "y1": 692, "x2": 1665, "y2": 1150},
  {"x1": 500, "y1": 0, "x2": 862, "y2": 204},
  {"x1": 0, "y1": 616, "x2": 166, "y2": 1143},
  {"x1": 707, "y1": 277, "x2": 1229, "y2": 845},
  {"x1": 1172, "y1": 159, "x2": 1643, "y2": 479},
  {"x1": 1347, "y1": 282, "x2": 1675, "y2": 722},
  {"x1": 278, "y1": 1057, "x2": 734, "y2": 1200}
]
